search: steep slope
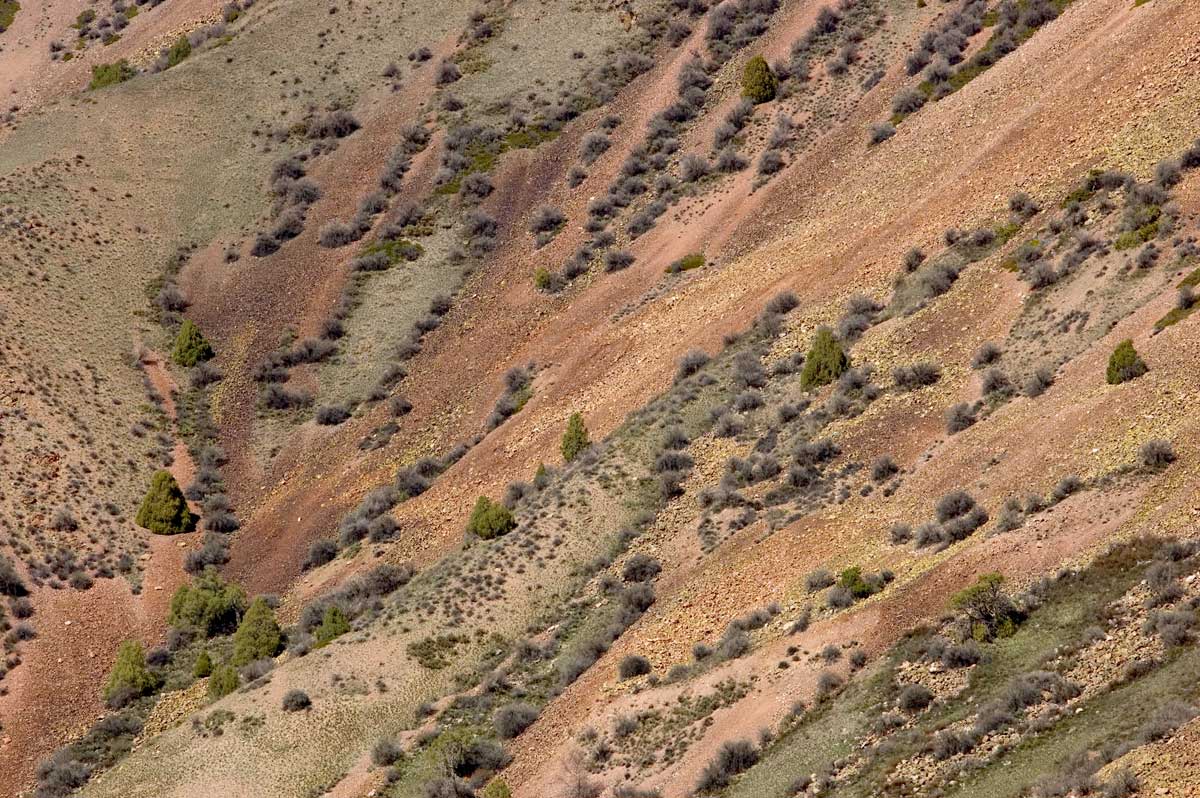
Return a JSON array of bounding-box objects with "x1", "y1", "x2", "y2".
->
[{"x1": 0, "y1": 0, "x2": 1198, "y2": 796}]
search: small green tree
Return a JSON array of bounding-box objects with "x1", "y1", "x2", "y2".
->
[
  {"x1": 193, "y1": 649, "x2": 213, "y2": 678},
  {"x1": 952, "y1": 572, "x2": 1017, "y2": 640},
  {"x1": 560, "y1": 412, "x2": 590, "y2": 462},
  {"x1": 1106, "y1": 339, "x2": 1148, "y2": 384},
  {"x1": 208, "y1": 663, "x2": 239, "y2": 699},
  {"x1": 165, "y1": 35, "x2": 191, "y2": 68},
  {"x1": 465, "y1": 496, "x2": 516, "y2": 540},
  {"x1": 172, "y1": 319, "x2": 214, "y2": 367},
  {"x1": 741, "y1": 55, "x2": 777, "y2": 104},
  {"x1": 136, "y1": 470, "x2": 197, "y2": 535},
  {"x1": 168, "y1": 568, "x2": 246, "y2": 636},
  {"x1": 800, "y1": 327, "x2": 850, "y2": 390},
  {"x1": 231, "y1": 597, "x2": 283, "y2": 666},
  {"x1": 315, "y1": 604, "x2": 351, "y2": 647},
  {"x1": 104, "y1": 640, "x2": 157, "y2": 702}
]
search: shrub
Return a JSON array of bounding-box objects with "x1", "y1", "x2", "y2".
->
[
  {"x1": 800, "y1": 327, "x2": 849, "y2": 390},
  {"x1": 696, "y1": 739, "x2": 759, "y2": 792},
  {"x1": 315, "y1": 405, "x2": 351, "y2": 425},
  {"x1": 816, "y1": 671, "x2": 844, "y2": 699},
  {"x1": 605, "y1": 249, "x2": 635, "y2": 271},
  {"x1": 945, "y1": 402, "x2": 977, "y2": 433},
  {"x1": 981, "y1": 367, "x2": 1014, "y2": 400},
  {"x1": 104, "y1": 640, "x2": 157, "y2": 704},
  {"x1": 893, "y1": 362, "x2": 941, "y2": 391},
  {"x1": 460, "y1": 172, "x2": 493, "y2": 201},
  {"x1": 1023, "y1": 366, "x2": 1055, "y2": 398},
  {"x1": 868, "y1": 122, "x2": 896, "y2": 145},
  {"x1": 494, "y1": 701, "x2": 538, "y2": 738},
  {"x1": 372, "y1": 738, "x2": 402, "y2": 767},
  {"x1": 0, "y1": 555, "x2": 28, "y2": 597},
  {"x1": 741, "y1": 55, "x2": 776, "y2": 103},
  {"x1": 897, "y1": 683, "x2": 933, "y2": 711},
  {"x1": 971, "y1": 342, "x2": 1002, "y2": 368},
  {"x1": 89, "y1": 60, "x2": 136, "y2": 90},
  {"x1": 580, "y1": 132, "x2": 610, "y2": 165},
  {"x1": 435, "y1": 59, "x2": 461, "y2": 85},
  {"x1": 308, "y1": 110, "x2": 359, "y2": 139},
  {"x1": 618, "y1": 654, "x2": 652, "y2": 680},
  {"x1": 1136, "y1": 701, "x2": 1197, "y2": 743},
  {"x1": 1009, "y1": 192, "x2": 1040, "y2": 218},
  {"x1": 1139, "y1": 439, "x2": 1175, "y2": 469},
  {"x1": 805, "y1": 569, "x2": 835, "y2": 592},
  {"x1": 530, "y1": 205, "x2": 566, "y2": 236},
  {"x1": 282, "y1": 689, "x2": 312, "y2": 712},
  {"x1": 136, "y1": 471, "x2": 197, "y2": 534},
  {"x1": 680, "y1": 154, "x2": 711, "y2": 183},
  {"x1": 826, "y1": 585, "x2": 854, "y2": 609},
  {"x1": 193, "y1": 649, "x2": 213, "y2": 678},
  {"x1": 765, "y1": 291, "x2": 800, "y2": 314},
  {"x1": 304, "y1": 539, "x2": 338, "y2": 570},
  {"x1": 676, "y1": 349, "x2": 710, "y2": 381},
  {"x1": 623, "y1": 553, "x2": 661, "y2": 583},
  {"x1": 892, "y1": 87, "x2": 925, "y2": 115},
  {"x1": 1106, "y1": 339, "x2": 1147, "y2": 384},
  {"x1": 319, "y1": 220, "x2": 357, "y2": 248},
  {"x1": 231, "y1": 597, "x2": 282, "y2": 666},
  {"x1": 466, "y1": 496, "x2": 515, "y2": 539}
]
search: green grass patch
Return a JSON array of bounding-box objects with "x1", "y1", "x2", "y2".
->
[
  {"x1": 0, "y1": 0, "x2": 19, "y2": 32},
  {"x1": 89, "y1": 60, "x2": 136, "y2": 90},
  {"x1": 408, "y1": 633, "x2": 469, "y2": 670},
  {"x1": 452, "y1": 48, "x2": 492, "y2": 75},
  {"x1": 436, "y1": 128, "x2": 559, "y2": 194},
  {"x1": 948, "y1": 646, "x2": 1200, "y2": 798},
  {"x1": 667, "y1": 253, "x2": 705, "y2": 273},
  {"x1": 1113, "y1": 221, "x2": 1159, "y2": 251},
  {"x1": 504, "y1": 126, "x2": 559, "y2": 150},
  {"x1": 1060, "y1": 185, "x2": 1094, "y2": 207},
  {"x1": 730, "y1": 538, "x2": 1163, "y2": 798},
  {"x1": 993, "y1": 221, "x2": 1022, "y2": 245},
  {"x1": 360, "y1": 237, "x2": 424, "y2": 266},
  {"x1": 1177, "y1": 265, "x2": 1200, "y2": 288},
  {"x1": 1152, "y1": 305, "x2": 1194, "y2": 332}
]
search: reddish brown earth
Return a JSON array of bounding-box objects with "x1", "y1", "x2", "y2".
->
[{"x1": 2, "y1": 0, "x2": 1199, "y2": 793}]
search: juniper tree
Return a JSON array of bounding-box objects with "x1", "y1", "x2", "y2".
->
[
  {"x1": 560, "y1": 412, "x2": 590, "y2": 462},
  {"x1": 136, "y1": 471, "x2": 197, "y2": 535}
]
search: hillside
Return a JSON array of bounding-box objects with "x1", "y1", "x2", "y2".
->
[{"x1": 1, "y1": 0, "x2": 1198, "y2": 796}]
